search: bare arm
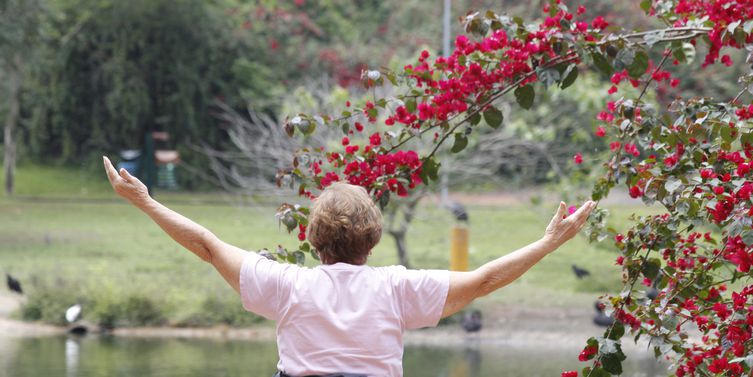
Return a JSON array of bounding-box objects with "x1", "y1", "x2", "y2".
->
[
  {"x1": 441, "y1": 200, "x2": 596, "y2": 317},
  {"x1": 103, "y1": 156, "x2": 246, "y2": 293}
]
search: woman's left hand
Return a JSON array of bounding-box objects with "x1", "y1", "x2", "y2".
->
[
  {"x1": 543, "y1": 200, "x2": 596, "y2": 249},
  {"x1": 103, "y1": 156, "x2": 150, "y2": 206}
]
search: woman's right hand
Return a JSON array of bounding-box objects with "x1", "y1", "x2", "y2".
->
[
  {"x1": 103, "y1": 156, "x2": 150, "y2": 206},
  {"x1": 543, "y1": 201, "x2": 596, "y2": 250}
]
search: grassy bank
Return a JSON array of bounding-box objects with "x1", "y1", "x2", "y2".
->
[{"x1": 0, "y1": 165, "x2": 660, "y2": 327}]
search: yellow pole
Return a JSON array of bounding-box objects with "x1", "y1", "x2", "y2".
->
[{"x1": 450, "y1": 225, "x2": 469, "y2": 271}]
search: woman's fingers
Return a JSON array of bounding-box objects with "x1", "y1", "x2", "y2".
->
[
  {"x1": 103, "y1": 156, "x2": 121, "y2": 186},
  {"x1": 555, "y1": 201, "x2": 567, "y2": 220},
  {"x1": 119, "y1": 167, "x2": 133, "y2": 182},
  {"x1": 569, "y1": 201, "x2": 595, "y2": 223}
]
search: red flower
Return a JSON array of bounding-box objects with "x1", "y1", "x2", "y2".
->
[
  {"x1": 578, "y1": 345, "x2": 598, "y2": 361},
  {"x1": 561, "y1": 371, "x2": 578, "y2": 377},
  {"x1": 721, "y1": 55, "x2": 733, "y2": 67},
  {"x1": 574, "y1": 153, "x2": 583, "y2": 164},
  {"x1": 369, "y1": 133, "x2": 382, "y2": 147},
  {"x1": 629, "y1": 185, "x2": 643, "y2": 198},
  {"x1": 591, "y1": 16, "x2": 609, "y2": 29},
  {"x1": 595, "y1": 127, "x2": 606, "y2": 137},
  {"x1": 341, "y1": 136, "x2": 350, "y2": 146}
]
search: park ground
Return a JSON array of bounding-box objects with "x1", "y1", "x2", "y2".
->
[{"x1": 0, "y1": 164, "x2": 663, "y2": 344}]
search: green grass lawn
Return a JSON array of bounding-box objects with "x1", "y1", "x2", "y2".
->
[{"x1": 0, "y1": 165, "x2": 662, "y2": 327}]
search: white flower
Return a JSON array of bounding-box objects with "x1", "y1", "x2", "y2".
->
[{"x1": 367, "y1": 70, "x2": 381, "y2": 80}]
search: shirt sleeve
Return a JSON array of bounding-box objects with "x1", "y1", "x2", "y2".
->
[
  {"x1": 239, "y1": 251, "x2": 297, "y2": 321},
  {"x1": 395, "y1": 267, "x2": 450, "y2": 329}
]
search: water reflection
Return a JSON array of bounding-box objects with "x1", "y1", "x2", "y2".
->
[
  {"x1": 65, "y1": 338, "x2": 79, "y2": 377},
  {"x1": 0, "y1": 336, "x2": 667, "y2": 377}
]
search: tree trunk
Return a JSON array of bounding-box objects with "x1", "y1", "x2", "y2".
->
[
  {"x1": 390, "y1": 229, "x2": 411, "y2": 269},
  {"x1": 4, "y1": 54, "x2": 21, "y2": 196},
  {"x1": 385, "y1": 191, "x2": 424, "y2": 268}
]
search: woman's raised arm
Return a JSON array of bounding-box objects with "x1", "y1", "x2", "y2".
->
[
  {"x1": 102, "y1": 156, "x2": 247, "y2": 293},
  {"x1": 441, "y1": 200, "x2": 596, "y2": 318}
]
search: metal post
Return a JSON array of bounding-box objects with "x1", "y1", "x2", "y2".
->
[
  {"x1": 443, "y1": 0, "x2": 451, "y2": 57},
  {"x1": 450, "y1": 225, "x2": 469, "y2": 271}
]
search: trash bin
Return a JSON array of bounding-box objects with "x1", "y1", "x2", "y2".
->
[{"x1": 117, "y1": 150, "x2": 141, "y2": 176}]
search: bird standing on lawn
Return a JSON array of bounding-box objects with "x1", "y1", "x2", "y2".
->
[
  {"x1": 571, "y1": 264, "x2": 590, "y2": 279},
  {"x1": 6, "y1": 274, "x2": 22, "y2": 294}
]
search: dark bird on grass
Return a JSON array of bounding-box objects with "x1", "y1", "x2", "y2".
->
[
  {"x1": 6, "y1": 274, "x2": 22, "y2": 294},
  {"x1": 593, "y1": 301, "x2": 614, "y2": 327},
  {"x1": 461, "y1": 310, "x2": 482, "y2": 333},
  {"x1": 571, "y1": 264, "x2": 591, "y2": 279}
]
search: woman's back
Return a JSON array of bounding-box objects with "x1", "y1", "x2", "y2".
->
[{"x1": 240, "y1": 253, "x2": 449, "y2": 377}]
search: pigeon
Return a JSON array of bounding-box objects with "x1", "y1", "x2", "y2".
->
[
  {"x1": 461, "y1": 310, "x2": 482, "y2": 333},
  {"x1": 593, "y1": 301, "x2": 614, "y2": 327},
  {"x1": 6, "y1": 274, "x2": 22, "y2": 294},
  {"x1": 571, "y1": 264, "x2": 591, "y2": 279}
]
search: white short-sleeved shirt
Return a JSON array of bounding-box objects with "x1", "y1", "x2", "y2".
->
[{"x1": 239, "y1": 251, "x2": 450, "y2": 377}]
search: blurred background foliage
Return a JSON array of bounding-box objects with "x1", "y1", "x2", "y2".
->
[{"x1": 0, "y1": 0, "x2": 747, "y2": 190}]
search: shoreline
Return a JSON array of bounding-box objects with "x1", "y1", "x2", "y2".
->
[{"x1": 0, "y1": 305, "x2": 625, "y2": 351}]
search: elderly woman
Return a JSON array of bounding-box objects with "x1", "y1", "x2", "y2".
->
[{"x1": 103, "y1": 156, "x2": 595, "y2": 377}]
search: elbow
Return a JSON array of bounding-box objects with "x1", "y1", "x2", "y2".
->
[
  {"x1": 194, "y1": 230, "x2": 218, "y2": 263},
  {"x1": 475, "y1": 268, "x2": 503, "y2": 298}
]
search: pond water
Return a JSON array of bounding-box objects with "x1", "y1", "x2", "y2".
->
[{"x1": 0, "y1": 335, "x2": 668, "y2": 377}]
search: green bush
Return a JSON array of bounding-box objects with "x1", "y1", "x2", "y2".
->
[
  {"x1": 20, "y1": 280, "x2": 79, "y2": 325},
  {"x1": 177, "y1": 295, "x2": 264, "y2": 328}
]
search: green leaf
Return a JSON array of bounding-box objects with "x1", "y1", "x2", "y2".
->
[
  {"x1": 582, "y1": 366, "x2": 611, "y2": 377},
  {"x1": 607, "y1": 321, "x2": 625, "y2": 340},
  {"x1": 601, "y1": 353, "x2": 623, "y2": 375},
  {"x1": 468, "y1": 111, "x2": 482, "y2": 126},
  {"x1": 642, "y1": 258, "x2": 661, "y2": 280},
  {"x1": 560, "y1": 64, "x2": 579, "y2": 89},
  {"x1": 640, "y1": 0, "x2": 651, "y2": 12},
  {"x1": 379, "y1": 190, "x2": 390, "y2": 210},
  {"x1": 591, "y1": 52, "x2": 614, "y2": 76},
  {"x1": 451, "y1": 132, "x2": 468, "y2": 153},
  {"x1": 514, "y1": 85, "x2": 535, "y2": 109},
  {"x1": 419, "y1": 156, "x2": 440, "y2": 183},
  {"x1": 483, "y1": 106, "x2": 504, "y2": 129},
  {"x1": 405, "y1": 98, "x2": 417, "y2": 114},
  {"x1": 627, "y1": 51, "x2": 649, "y2": 79}
]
